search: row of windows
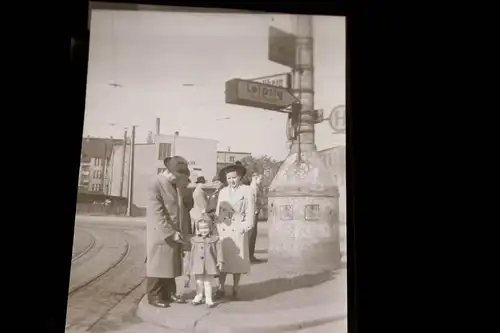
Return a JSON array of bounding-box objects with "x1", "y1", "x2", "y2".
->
[
  {"x1": 90, "y1": 184, "x2": 102, "y2": 192},
  {"x1": 92, "y1": 170, "x2": 102, "y2": 179}
]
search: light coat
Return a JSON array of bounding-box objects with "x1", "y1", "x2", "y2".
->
[
  {"x1": 145, "y1": 172, "x2": 190, "y2": 278},
  {"x1": 215, "y1": 184, "x2": 255, "y2": 274},
  {"x1": 187, "y1": 235, "x2": 223, "y2": 276}
]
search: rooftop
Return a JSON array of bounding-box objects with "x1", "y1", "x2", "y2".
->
[{"x1": 81, "y1": 137, "x2": 124, "y2": 160}]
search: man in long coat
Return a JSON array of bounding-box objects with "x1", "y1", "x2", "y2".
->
[{"x1": 145, "y1": 156, "x2": 191, "y2": 308}]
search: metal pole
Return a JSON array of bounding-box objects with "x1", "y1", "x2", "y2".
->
[
  {"x1": 119, "y1": 129, "x2": 128, "y2": 197},
  {"x1": 291, "y1": 15, "x2": 315, "y2": 153},
  {"x1": 126, "y1": 126, "x2": 136, "y2": 217}
]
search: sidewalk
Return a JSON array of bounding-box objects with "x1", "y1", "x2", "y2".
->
[{"x1": 137, "y1": 223, "x2": 347, "y2": 333}]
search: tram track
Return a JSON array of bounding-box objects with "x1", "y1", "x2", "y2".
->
[
  {"x1": 68, "y1": 236, "x2": 131, "y2": 295},
  {"x1": 66, "y1": 224, "x2": 146, "y2": 332},
  {"x1": 72, "y1": 228, "x2": 96, "y2": 263}
]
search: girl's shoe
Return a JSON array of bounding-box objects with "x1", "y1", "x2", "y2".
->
[
  {"x1": 206, "y1": 300, "x2": 215, "y2": 308},
  {"x1": 191, "y1": 295, "x2": 204, "y2": 305}
]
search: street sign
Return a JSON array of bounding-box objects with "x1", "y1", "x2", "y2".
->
[
  {"x1": 329, "y1": 105, "x2": 346, "y2": 133},
  {"x1": 225, "y1": 78, "x2": 299, "y2": 111},
  {"x1": 269, "y1": 27, "x2": 297, "y2": 69},
  {"x1": 250, "y1": 73, "x2": 292, "y2": 89}
]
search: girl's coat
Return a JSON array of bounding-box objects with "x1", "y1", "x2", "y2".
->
[{"x1": 187, "y1": 235, "x2": 223, "y2": 276}]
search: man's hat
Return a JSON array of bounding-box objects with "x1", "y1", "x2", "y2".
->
[
  {"x1": 164, "y1": 156, "x2": 190, "y2": 176},
  {"x1": 163, "y1": 156, "x2": 190, "y2": 186},
  {"x1": 195, "y1": 176, "x2": 206, "y2": 184}
]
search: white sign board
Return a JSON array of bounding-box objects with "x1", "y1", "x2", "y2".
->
[
  {"x1": 252, "y1": 73, "x2": 291, "y2": 88},
  {"x1": 329, "y1": 105, "x2": 346, "y2": 132}
]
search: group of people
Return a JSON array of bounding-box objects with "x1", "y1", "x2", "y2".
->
[{"x1": 145, "y1": 156, "x2": 262, "y2": 308}]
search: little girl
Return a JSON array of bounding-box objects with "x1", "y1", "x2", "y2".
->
[{"x1": 188, "y1": 214, "x2": 223, "y2": 308}]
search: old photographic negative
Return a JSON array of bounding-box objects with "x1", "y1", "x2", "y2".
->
[{"x1": 69, "y1": 4, "x2": 346, "y2": 333}]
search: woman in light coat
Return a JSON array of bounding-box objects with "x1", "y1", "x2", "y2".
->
[{"x1": 215, "y1": 163, "x2": 255, "y2": 299}]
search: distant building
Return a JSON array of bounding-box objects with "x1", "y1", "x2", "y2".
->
[
  {"x1": 108, "y1": 133, "x2": 218, "y2": 214},
  {"x1": 216, "y1": 150, "x2": 252, "y2": 174},
  {"x1": 78, "y1": 137, "x2": 124, "y2": 193},
  {"x1": 318, "y1": 145, "x2": 346, "y2": 223}
]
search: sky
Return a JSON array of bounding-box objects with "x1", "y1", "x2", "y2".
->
[{"x1": 83, "y1": 8, "x2": 345, "y2": 161}]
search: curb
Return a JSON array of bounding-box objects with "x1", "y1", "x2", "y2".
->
[{"x1": 136, "y1": 296, "x2": 346, "y2": 333}]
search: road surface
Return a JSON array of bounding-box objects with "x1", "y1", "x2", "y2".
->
[{"x1": 66, "y1": 216, "x2": 147, "y2": 333}]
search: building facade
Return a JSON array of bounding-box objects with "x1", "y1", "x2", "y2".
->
[
  {"x1": 78, "y1": 137, "x2": 124, "y2": 193},
  {"x1": 216, "y1": 151, "x2": 252, "y2": 174},
  {"x1": 108, "y1": 134, "x2": 218, "y2": 212},
  {"x1": 318, "y1": 145, "x2": 346, "y2": 223}
]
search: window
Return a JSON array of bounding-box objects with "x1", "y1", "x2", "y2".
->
[
  {"x1": 229, "y1": 156, "x2": 235, "y2": 162},
  {"x1": 158, "y1": 143, "x2": 172, "y2": 160},
  {"x1": 305, "y1": 204, "x2": 320, "y2": 221}
]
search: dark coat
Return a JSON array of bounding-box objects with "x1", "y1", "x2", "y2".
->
[
  {"x1": 187, "y1": 235, "x2": 223, "y2": 276},
  {"x1": 206, "y1": 189, "x2": 220, "y2": 220},
  {"x1": 146, "y1": 172, "x2": 189, "y2": 278}
]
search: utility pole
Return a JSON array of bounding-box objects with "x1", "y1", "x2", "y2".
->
[
  {"x1": 101, "y1": 140, "x2": 107, "y2": 194},
  {"x1": 119, "y1": 128, "x2": 127, "y2": 197},
  {"x1": 267, "y1": 15, "x2": 341, "y2": 273},
  {"x1": 126, "y1": 125, "x2": 136, "y2": 217}
]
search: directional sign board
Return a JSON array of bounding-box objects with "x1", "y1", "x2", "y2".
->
[
  {"x1": 269, "y1": 27, "x2": 297, "y2": 69},
  {"x1": 226, "y1": 78, "x2": 298, "y2": 111},
  {"x1": 329, "y1": 105, "x2": 346, "y2": 133},
  {"x1": 251, "y1": 73, "x2": 292, "y2": 89}
]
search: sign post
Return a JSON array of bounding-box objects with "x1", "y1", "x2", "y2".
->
[
  {"x1": 225, "y1": 78, "x2": 299, "y2": 112},
  {"x1": 268, "y1": 27, "x2": 297, "y2": 69},
  {"x1": 249, "y1": 72, "x2": 292, "y2": 89},
  {"x1": 329, "y1": 105, "x2": 346, "y2": 133}
]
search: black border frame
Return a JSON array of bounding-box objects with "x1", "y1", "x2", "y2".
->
[{"x1": 19, "y1": 1, "x2": 463, "y2": 332}]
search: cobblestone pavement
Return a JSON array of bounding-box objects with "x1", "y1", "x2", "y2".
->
[{"x1": 66, "y1": 218, "x2": 146, "y2": 333}]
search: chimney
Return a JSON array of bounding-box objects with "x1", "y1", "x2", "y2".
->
[{"x1": 155, "y1": 118, "x2": 160, "y2": 136}]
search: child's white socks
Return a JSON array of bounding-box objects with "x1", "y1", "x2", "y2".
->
[{"x1": 204, "y1": 280, "x2": 213, "y2": 306}]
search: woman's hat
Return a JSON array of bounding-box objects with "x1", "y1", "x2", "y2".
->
[
  {"x1": 195, "y1": 176, "x2": 206, "y2": 184},
  {"x1": 219, "y1": 163, "x2": 247, "y2": 181}
]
